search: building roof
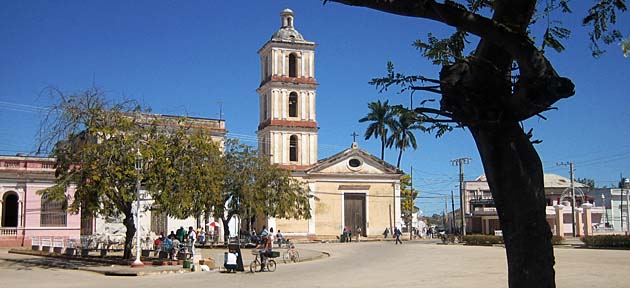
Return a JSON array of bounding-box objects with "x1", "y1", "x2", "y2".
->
[{"x1": 473, "y1": 173, "x2": 588, "y2": 188}]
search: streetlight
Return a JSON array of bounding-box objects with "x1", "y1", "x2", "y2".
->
[{"x1": 131, "y1": 148, "x2": 144, "y2": 268}]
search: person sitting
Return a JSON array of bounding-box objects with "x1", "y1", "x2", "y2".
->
[
  {"x1": 224, "y1": 248, "x2": 238, "y2": 273},
  {"x1": 255, "y1": 234, "x2": 272, "y2": 272}
]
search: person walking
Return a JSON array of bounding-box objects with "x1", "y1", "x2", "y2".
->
[{"x1": 394, "y1": 226, "x2": 403, "y2": 245}]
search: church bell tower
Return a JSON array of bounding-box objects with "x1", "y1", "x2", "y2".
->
[{"x1": 257, "y1": 9, "x2": 318, "y2": 170}]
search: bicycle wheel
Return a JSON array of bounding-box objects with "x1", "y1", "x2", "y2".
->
[
  {"x1": 291, "y1": 250, "x2": 300, "y2": 263},
  {"x1": 283, "y1": 251, "x2": 290, "y2": 264},
  {"x1": 288, "y1": 249, "x2": 300, "y2": 263},
  {"x1": 267, "y1": 260, "x2": 276, "y2": 272},
  {"x1": 250, "y1": 259, "x2": 261, "y2": 273}
]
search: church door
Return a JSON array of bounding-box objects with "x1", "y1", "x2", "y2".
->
[{"x1": 344, "y1": 193, "x2": 366, "y2": 237}]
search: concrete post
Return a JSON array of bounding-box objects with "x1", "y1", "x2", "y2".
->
[
  {"x1": 553, "y1": 205, "x2": 565, "y2": 238},
  {"x1": 582, "y1": 203, "x2": 593, "y2": 236},
  {"x1": 575, "y1": 207, "x2": 583, "y2": 237}
]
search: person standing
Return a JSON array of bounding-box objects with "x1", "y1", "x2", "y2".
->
[
  {"x1": 355, "y1": 226, "x2": 361, "y2": 242},
  {"x1": 394, "y1": 227, "x2": 403, "y2": 245},
  {"x1": 276, "y1": 230, "x2": 283, "y2": 248},
  {"x1": 269, "y1": 227, "x2": 275, "y2": 247},
  {"x1": 187, "y1": 226, "x2": 197, "y2": 254},
  {"x1": 383, "y1": 227, "x2": 389, "y2": 239}
]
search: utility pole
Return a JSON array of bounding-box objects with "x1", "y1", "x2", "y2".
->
[
  {"x1": 558, "y1": 162, "x2": 577, "y2": 237},
  {"x1": 410, "y1": 166, "x2": 413, "y2": 241},
  {"x1": 443, "y1": 196, "x2": 448, "y2": 230},
  {"x1": 451, "y1": 157, "x2": 471, "y2": 235},
  {"x1": 451, "y1": 190, "x2": 456, "y2": 234}
]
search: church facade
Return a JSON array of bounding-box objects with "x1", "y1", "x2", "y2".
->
[{"x1": 257, "y1": 9, "x2": 403, "y2": 239}]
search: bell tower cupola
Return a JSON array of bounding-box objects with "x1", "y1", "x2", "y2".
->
[{"x1": 256, "y1": 9, "x2": 318, "y2": 170}]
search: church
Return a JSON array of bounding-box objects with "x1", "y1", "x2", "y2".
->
[{"x1": 256, "y1": 9, "x2": 403, "y2": 240}]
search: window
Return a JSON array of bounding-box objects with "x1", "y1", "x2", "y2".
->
[
  {"x1": 349, "y1": 158, "x2": 362, "y2": 168},
  {"x1": 40, "y1": 194, "x2": 67, "y2": 227},
  {"x1": 288, "y1": 17, "x2": 293, "y2": 27},
  {"x1": 289, "y1": 53, "x2": 297, "y2": 77},
  {"x1": 289, "y1": 92, "x2": 298, "y2": 117},
  {"x1": 348, "y1": 158, "x2": 363, "y2": 171},
  {"x1": 289, "y1": 135, "x2": 298, "y2": 162}
]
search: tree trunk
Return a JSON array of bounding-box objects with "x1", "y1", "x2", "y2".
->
[
  {"x1": 380, "y1": 136, "x2": 386, "y2": 160},
  {"x1": 470, "y1": 122, "x2": 555, "y2": 288},
  {"x1": 396, "y1": 148, "x2": 403, "y2": 168},
  {"x1": 122, "y1": 212, "x2": 135, "y2": 260},
  {"x1": 221, "y1": 217, "x2": 231, "y2": 244}
]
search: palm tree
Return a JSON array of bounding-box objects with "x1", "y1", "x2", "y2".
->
[
  {"x1": 359, "y1": 100, "x2": 394, "y2": 160},
  {"x1": 387, "y1": 106, "x2": 425, "y2": 168}
]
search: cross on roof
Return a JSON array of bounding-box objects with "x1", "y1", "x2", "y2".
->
[{"x1": 351, "y1": 132, "x2": 359, "y2": 142}]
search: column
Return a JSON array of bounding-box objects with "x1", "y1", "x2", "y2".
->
[
  {"x1": 582, "y1": 203, "x2": 593, "y2": 236},
  {"x1": 394, "y1": 183, "x2": 401, "y2": 229},
  {"x1": 553, "y1": 205, "x2": 565, "y2": 238},
  {"x1": 300, "y1": 91, "x2": 306, "y2": 121},
  {"x1": 575, "y1": 207, "x2": 583, "y2": 237},
  {"x1": 281, "y1": 90, "x2": 287, "y2": 120}
]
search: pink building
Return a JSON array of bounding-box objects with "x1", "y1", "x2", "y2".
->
[{"x1": 0, "y1": 155, "x2": 81, "y2": 247}]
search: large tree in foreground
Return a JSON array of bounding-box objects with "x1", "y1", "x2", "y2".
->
[
  {"x1": 326, "y1": 1, "x2": 626, "y2": 287},
  {"x1": 39, "y1": 87, "x2": 156, "y2": 259}
]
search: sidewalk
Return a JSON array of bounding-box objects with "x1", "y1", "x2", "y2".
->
[{"x1": 0, "y1": 245, "x2": 327, "y2": 276}]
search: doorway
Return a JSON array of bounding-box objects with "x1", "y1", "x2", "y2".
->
[{"x1": 344, "y1": 193, "x2": 366, "y2": 237}]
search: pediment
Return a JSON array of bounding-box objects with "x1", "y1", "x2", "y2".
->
[{"x1": 307, "y1": 144, "x2": 402, "y2": 176}]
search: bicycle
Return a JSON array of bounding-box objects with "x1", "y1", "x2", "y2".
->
[
  {"x1": 282, "y1": 240, "x2": 300, "y2": 263},
  {"x1": 250, "y1": 250, "x2": 277, "y2": 273}
]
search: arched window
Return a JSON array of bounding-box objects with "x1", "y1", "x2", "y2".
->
[
  {"x1": 2, "y1": 193, "x2": 19, "y2": 227},
  {"x1": 289, "y1": 92, "x2": 298, "y2": 117},
  {"x1": 40, "y1": 194, "x2": 67, "y2": 227},
  {"x1": 289, "y1": 53, "x2": 297, "y2": 77},
  {"x1": 289, "y1": 135, "x2": 298, "y2": 162},
  {"x1": 287, "y1": 17, "x2": 293, "y2": 27}
]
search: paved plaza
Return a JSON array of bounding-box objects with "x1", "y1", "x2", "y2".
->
[{"x1": 1, "y1": 241, "x2": 629, "y2": 288}]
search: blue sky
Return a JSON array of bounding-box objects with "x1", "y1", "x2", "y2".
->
[{"x1": 1, "y1": 1, "x2": 628, "y2": 216}]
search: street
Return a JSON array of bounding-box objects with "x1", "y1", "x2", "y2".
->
[{"x1": 1, "y1": 241, "x2": 629, "y2": 288}]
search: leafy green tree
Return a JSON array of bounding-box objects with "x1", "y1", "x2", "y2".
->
[
  {"x1": 387, "y1": 106, "x2": 426, "y2": 168},
  {"x1": 212, "y1": 139, "x2": 311, "y2": 242},
  {"x1": 359, "y1": 100, "x2": 395, "y2": 160},
  {"x1": 39, "y1": 87, "x2": 155, "y2": 259},
  {"x1": 400, "y1": 175, "x2": 419, "y2": 230},
  {"x1": 145, "y1": 125, "x2": 224, "y2": 229},
  {"x1": 326, "y1": 1, "x2": 626, "y2": 286}
]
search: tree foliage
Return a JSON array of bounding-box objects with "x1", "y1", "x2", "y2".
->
[
  {"x1": 39, "y1": 87, "x2": 152, "y2": 259},
  {"x1": 387, "y1": 105, "x2": 427, "y2": 168},
  {"x1": 400, "y1": 174, "x2": 419, "y2": 226},
  {"x1": 190, "y1": 139, "x2": 312, "y2": 241},
  {"x1": 358, "y1": 99, "x2": 395, "y2": 160}
]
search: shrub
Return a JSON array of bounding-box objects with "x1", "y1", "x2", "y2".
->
[
  {"x1": 582, "y1": 235, "x2": 630, "y2": 248},
  {"x1": 462, "y1": 235, "x2": 503, "y2": 246}
]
